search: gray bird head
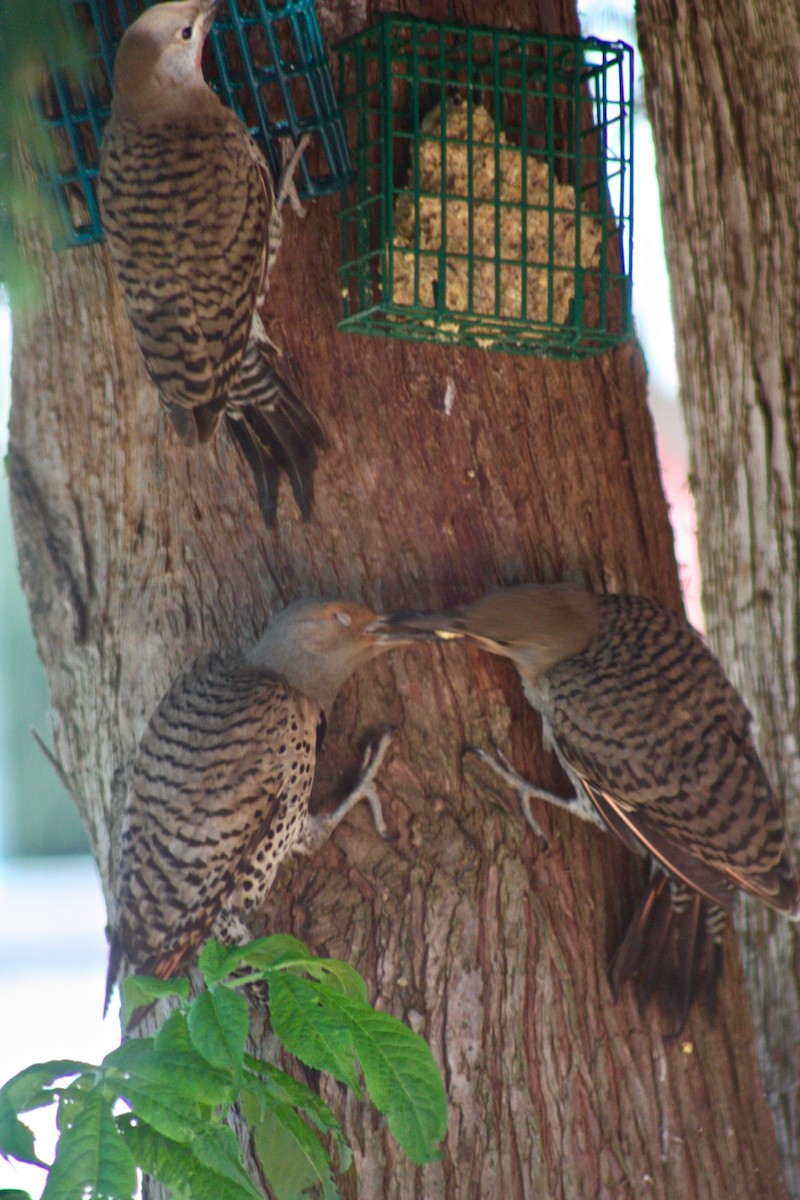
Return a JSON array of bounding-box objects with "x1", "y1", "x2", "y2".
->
[
  {"x1": 385, "y1": 584, "x2": 602, "y2": 682},
  {"x1": 247, "y1": 599, "x2": 414, "y2": 713},
  {"x1": 111, "y1": 0, "x2": 221, "y2": 117}
]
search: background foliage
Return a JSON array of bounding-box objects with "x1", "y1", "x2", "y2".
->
[
  {"x1": 0, "y1": 0, "x2": 83, "y2": 305},
  {"x1": 0, "y1": 936, "x2": 448, "y2": 1200},
  {"x1": 0, "y1": 2, "x2": 86, "y2": 857}
]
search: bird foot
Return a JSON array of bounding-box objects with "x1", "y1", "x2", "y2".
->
[
  {"x1": 276, "y1": 134, "x2": 311, "y2": 219},
  {"x1": 465, "y1": 743, "x2": 609, "y2": 838},
  {"x1": 464, "y1": 744, "x2": 553, "y2": 845},
  {"x1": 298, "y1": 730, "x2": 394, "y2": 854}
]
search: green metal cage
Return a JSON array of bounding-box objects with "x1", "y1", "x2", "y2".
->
[
  {"x1": 336, "y1": 17, "x2": 634, "y2": 359},
  {"x1": 36, "y1": 0, "x2": 353, "y2": 249}
]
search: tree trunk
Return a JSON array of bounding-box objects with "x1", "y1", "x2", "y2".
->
[
  {"x1": 8, "y1": 1, "x2": 792, "y2": 1197},
  {"x1": 636, "y1": 2, "x2": 800, "y2": 1192}
]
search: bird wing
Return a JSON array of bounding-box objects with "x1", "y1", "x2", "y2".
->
[
  {"x1": 100, "y1": 115, "x2": 267, "y2": 424},
  {"x1": 579, "y1": 778, "x2": 737, "y2": 909},
  {"x1": 124, "y1": 294, "x2": 223, "y2": 437},
  {"x1": 164, "y1": 118, "x2": 269, "y2": 406},
  {"x1": 546, "y1": 602, "x2": 797, "y2": 915},
  {"x1": 113, "y1": 655, "x2": 318, "y2": 979}
]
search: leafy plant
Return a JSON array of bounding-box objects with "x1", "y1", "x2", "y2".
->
[
  {"x1": 0, "y1": 935, "x2": 448, "y2": 1200},
  {"x1": 0, "y1": 0, "x2": 85, "y2": 307}
]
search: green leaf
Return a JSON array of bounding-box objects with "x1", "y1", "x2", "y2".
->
[
  {"x1": 1, "y1": 1062, "x2": 91, "y2": 1114},
  {"x1": 196, "y1": 941, "x2": 242, "y2": 985},
  {"x1": 121, "y1": 975, "x2": 190, "y2": 1030},
  {"x1": 0, "y1": 1093, "x2": 44, "y2": 1167},
  {"x1": 297, "y1": 960, "x2": 368, "y2": 1004},
  {"x1": 239, "y1": 935, "x2": 310, "y2": 971},
  {"x1": 0, "y1": 1063, "x2": 94, "y2": 1170},
  {"x1": 243, "y1": 1063, "x2": 340, "y2": 1133},
  {"x1": 0, "y1": 1190, "x2": 35, "y2": 1200},
  {"x1": 187, "y1": 987, "x2": 249, "y2": 1081},
  {"x1": 41, "y1": 1090, "x2": 137, "y2": 1200},
  {"x1": 267, "y1": 974, "x2": 360, "y2": 1093},
  {"x1": 153, "y1": 1009, "x2": 192, "y2": 1054},
  {"x1": 328, "y1": 994, "x2": 447, "y2": 1165},
  {"x1": 54, "y1": 1094, "x2": 84, "y2": 1137},
  {"x1": 242, "y1": 1071, "x2": 351, "y2": 1175},
  {"x1": 115, "y1": 1118, "x2": 189, "y2": 1195},
  {"x1": 104, "y1": 1039, "x2": 232, "y2": 1107},
  {"x1": 189, "y1": 1127, "x2": 262, "y2": 1200},
  {"x1": 1, "y1": 0, "x2": 89, "y2": 307},
  {"x1": 247, "y1": 1101, "x2": 340, "y2": 1200},
  {"x1": 118, "y1": 1117, "x2": 256, "y2": 1200},
  {"x1": 198, "y1": 935, "x2": 310, "y2": 984},
  {"x1": 102, "y1": 1041, "x2": 231, "y2": 1142}
]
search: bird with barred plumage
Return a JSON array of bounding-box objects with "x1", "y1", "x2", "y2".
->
[
  {"x1": 387, "y1": 584, "x2": 800, "y2": 1032},
  {"x1": 99, "y1": 0, "x2": 324, "y2": 526},
  {"x1": 105, "y1": 600, "x2": 409, "y2": 1011}
]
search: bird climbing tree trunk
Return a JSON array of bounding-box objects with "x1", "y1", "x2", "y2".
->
[
  {"x1": 636, "y1": 2, "x2": 800, "y2": 1193},
  {"x1": 8, "y1": 1, "x2": 794, "y2": 1198}
]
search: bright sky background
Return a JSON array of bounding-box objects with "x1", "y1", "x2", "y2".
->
[
  {"x1": 0, "y1": 4, "x2": 698, "y2": 1194},
  {"x1": 0, "y1": 298, "x2": 9, "y2": 456},
  {"x1": 0, "y1": 860, "x2": 120, "y2": 1197}
]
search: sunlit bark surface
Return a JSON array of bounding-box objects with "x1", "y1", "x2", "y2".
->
[{"x1": 638, "y1": 2, "x2": 800, "y2": 1190}]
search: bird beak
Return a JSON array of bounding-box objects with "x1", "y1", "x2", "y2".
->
[
  {"x1": 371, "y1": 610, "x2": 466, "y2": 643},
  {"x1": 363, "y1": 613, "x2": 417, "y2": 647},
  {"x1": 199, "y1": 0, "x2": 222, "y2": 34}
]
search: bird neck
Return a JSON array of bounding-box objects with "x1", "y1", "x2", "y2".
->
[
  {"x1": 112, "y1": 77, "x2": 221, "y2": 126},
  {"x1": 518, "y1": 668, "x2": 557, "y2": 719},
  {"x1": 245, "y1": 639, "x2": 356, "y2": 717},
  {"x1": 513, "y1": 641, "x2": 587, "y2": 684}
]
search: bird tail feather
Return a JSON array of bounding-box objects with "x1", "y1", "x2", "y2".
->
[
  {"x1": 226, "y1": 340, "x2": 325, "y2": 525},
  {"x1": 609, "y1": 869, "x2": 725, "y2": 1037}
]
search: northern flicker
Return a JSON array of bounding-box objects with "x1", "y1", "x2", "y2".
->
[
  {"x1": 99, "y1": 0, "x2": 325, "y2": 526},
  {"x1": 105, "y1": 600, "x2": 408, "y2": 1008},
  {"x1": 388, "y1": 585, "x2": 799, "y2": 1029}
]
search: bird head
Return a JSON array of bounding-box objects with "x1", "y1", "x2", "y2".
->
[
  {"x1": 384, "y1": 585, "x2": 601, "y2": 682},
  {"x1": 111, "y1": 0, "x2": 221, "y2": 115},
  {"x1": 248, "y1": 599, "x2": 416, "y2": 713}
]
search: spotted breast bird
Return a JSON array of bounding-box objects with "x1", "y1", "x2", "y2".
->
[{"x1": 106, "y1": 599, "x2": 409, "y2": 1010}]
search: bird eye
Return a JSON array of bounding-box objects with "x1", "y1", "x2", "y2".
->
[
  {"x1": 180, "y1": 24, "x2": 193, "y2": 40},
  {"x1": 335, "y1": 612, "x2": 352, "y2": 628}
]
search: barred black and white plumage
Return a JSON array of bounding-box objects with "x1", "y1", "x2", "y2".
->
[
  {"x1": 104, "y1": 600, "x2": 410, "y2": 1012},
  {"x1": 387, "y1": 585, "x2": 799, "y2": 1028},
  {"x1": 98, "y1": 0, "x2": 324, "y2": 526},
  {"x1": 539, "y1": 593, "x2": 797, "y2": 915},
  {"x1": 107, "y1": 653, "x2": 320, "y2": 996}
]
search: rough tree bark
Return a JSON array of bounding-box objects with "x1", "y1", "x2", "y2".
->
[
  {"x1": 636, "y1": 2, "x2": 800, "y2": 1192},
  {"x1": 8, "y1": 1, "x2": 793, "y2": 1197}
]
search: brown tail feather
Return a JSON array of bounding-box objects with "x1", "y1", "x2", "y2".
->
[
  {"x1": 226, "y1": 413, "x2": 280, "y2": 525},
  {"x1": 226, "y1": 340, "x2": 325, "y2": 526},
  {"x1": 610, "y1": 870, "x2": 725, "y2": 1037}
]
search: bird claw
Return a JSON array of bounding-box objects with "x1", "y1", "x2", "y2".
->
[
  {"x1": 463, "y1": 740, "x2": 606, "y2": 839},
  {"x1": 298, "y1": 730, "x2": 394, "y2": 853},
  {"x1": 276, "y1": 134, "x2": 311, "y2": 219},
  {"x1": 462, "y1": 742, "x2": 550, "y2": 846}
]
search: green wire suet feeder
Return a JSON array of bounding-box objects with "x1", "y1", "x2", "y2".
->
[
  {"x1": 337, "y1": 17, "x2": 634, "y2": 359},
  {"x1": 36, "y1": 0, "x2": 353, "y2": 249}
]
